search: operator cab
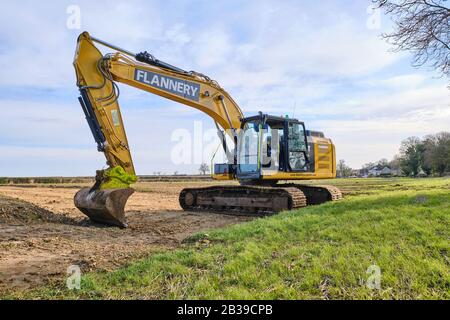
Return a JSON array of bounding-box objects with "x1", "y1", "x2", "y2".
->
[{"x1": 236, "y1": 113, "x2": 309, "y2": 181}]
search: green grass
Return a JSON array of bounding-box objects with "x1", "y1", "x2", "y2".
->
[{"x1": 5, "y1": 178, "x2": 450, "y2": 299}]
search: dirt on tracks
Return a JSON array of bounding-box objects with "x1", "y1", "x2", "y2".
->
[{"x1": 0, "y1": 183, "x2": 250, "y2": 294}]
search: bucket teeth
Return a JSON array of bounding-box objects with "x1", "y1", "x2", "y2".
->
[{"x1": 74, "y1": 187, "x2": 134, "y2": 228}]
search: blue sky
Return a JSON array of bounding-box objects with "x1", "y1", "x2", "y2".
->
[{"x1": 0, "y1": 0, "x2": 449, "y2": 176}]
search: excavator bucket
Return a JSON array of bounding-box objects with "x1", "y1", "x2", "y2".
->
[{"x1": 74, "y1": 187, "x2": 134, "y2": 228}]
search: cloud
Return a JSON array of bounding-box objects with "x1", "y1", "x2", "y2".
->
[
  {"x1": 0, "y1": 97, "x2": 217, "y2": 176},
  {"x1": 334, "y1": 84, "x2": 449, "y2": 117},
  {"x1": 0, "y1": 0, "x2": 448, "y2": 174},
  {"x1": 0, "y1": 99, "x2": 90, "y2": 146},
  {"x1": 310, "y1": 90, "x2": 450, "y2": 168},
  {"x1": 188, "y1": 28, "x2": 232, "y2": 68},
  {"x1": 379, "y1": 74, "x2": 427, "y2": 88},
  {"x1": 0, "y1": 1, "x2": 398, "y2": 89},
  {"x1": 0, "y1": 1, "x2": 167, "y2": 88}
]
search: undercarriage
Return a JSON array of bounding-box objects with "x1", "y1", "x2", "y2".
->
[{"x1": 179, "y1": 184, "x2": 342, "y2": 215}]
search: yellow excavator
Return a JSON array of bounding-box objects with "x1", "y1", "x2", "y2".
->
[{"x1": 73, "y1": 32, "x2": 342, "y2": 227}]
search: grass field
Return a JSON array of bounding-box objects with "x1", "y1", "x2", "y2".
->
[{"x1": 5, "y1": 178, "x2": 450, "y2": 299}]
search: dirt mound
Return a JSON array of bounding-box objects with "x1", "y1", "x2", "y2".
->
[{"x1": 0, "y1": 195, "x2": 80, "y2": 225}]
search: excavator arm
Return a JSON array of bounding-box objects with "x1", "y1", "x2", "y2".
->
[
  {"x1": 73, "y1": 32, "x2": 243, "y2": 226},
  {"x1": 74, "y1": 32, "x2": 243, "y2": 176}
]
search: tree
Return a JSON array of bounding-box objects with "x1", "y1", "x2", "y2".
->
[
  {"x1": 374, "y1": 0, "x2": 450, "y2": 78},
  {"x1": 377, "y1": 158, "x2": 390, "y2": 167},
  {"x1": 423, "y1": 132, "x2": 450, "y2": 175},
  {"x1": 199, "y1": 163, "x2": 210, "y2": 175},
  {"x1": 389, "y1": 155, "x2": 401, "y2": 169},
  {"x1": 337, "y1": 159, "x2": 353, "y2": 178},
  {"x1": 363, "y1": 162, "x2": 376, "y2": 169},
  {"x1": 419, "y1": 139, "x2": 433, "y2": 176},
  {"x1": 399, "y1": 136, "x2": 424, "y2": 176}
]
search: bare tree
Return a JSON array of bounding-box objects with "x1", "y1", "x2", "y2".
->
[
  {"x1": 337, "y1": 160, "x2": 353, "y2": 178},
  {"x1": 377, "y1": 158, "x2": 390, "y2": 167},
  {"x1": 199, "y1": 163, "x2": 210, "y2": 175},
  {"x1": 374, "y1": 0, "x2": 450, "y2": 78},
  {"x1": 389, "y1": 154, "x2": 402, "y2": 171}
]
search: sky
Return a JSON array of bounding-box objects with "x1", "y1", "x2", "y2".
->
[{"x1": 0, "y1": 0, "x2": 449, "y2": 176}]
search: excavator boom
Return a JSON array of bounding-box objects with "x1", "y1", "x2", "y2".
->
[{"x1": 73, "y1": 32, "x2": 244, "y2": 226}]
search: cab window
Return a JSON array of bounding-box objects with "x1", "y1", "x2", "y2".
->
[
  {"x1": 288, "y1": 122, "x2": 307, "y2": 171},
  {"x1": 238, "y1": 122, "x2": 259, "y2": 174}
]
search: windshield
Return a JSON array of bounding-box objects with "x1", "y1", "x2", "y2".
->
[{"x1": 238, "y1": 122, "x2": 259, "y2": 174}]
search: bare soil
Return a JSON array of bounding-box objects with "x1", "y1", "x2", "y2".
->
[{"x1": 0, "y1": 183, "x2": 250, "y2": 294}]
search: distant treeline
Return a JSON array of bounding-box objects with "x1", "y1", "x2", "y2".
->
[
  {"x1": 0, "y1": 177, "x2": 93, "y2": 184},
  {"x1": 337, "y1": 132, "x2": 450, "y2": 178},
  {"x1": 0, "y1": 175, "x2": 213, "y2": 185},
  {"x1": 396, "y1": 132, "x2": 450, "y2": 177}
]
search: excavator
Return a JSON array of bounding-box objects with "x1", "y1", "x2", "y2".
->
[{"x1": 73, "y1": 32, "x2": 342, "y2": 227}]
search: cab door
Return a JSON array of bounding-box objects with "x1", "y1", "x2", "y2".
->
[{"x1": 286, "y1": 122, "x2": 309, "y2": 171}]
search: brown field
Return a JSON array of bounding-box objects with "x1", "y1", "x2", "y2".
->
[{"x1": 0, "y1": 181, "x2": 248, "y2": 293}]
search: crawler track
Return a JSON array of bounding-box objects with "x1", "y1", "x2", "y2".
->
[
  {"x1": 179, "y1": 186, "x2": 307, "y2": 215},
  {"x1": 282, "y1": 184, "x2": 343, "y2": 205},
  {"x1": 179, "y1": 184, "x2": 342, "y2": 215}
]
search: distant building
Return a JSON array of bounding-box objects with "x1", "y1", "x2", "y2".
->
[
  {"x1": 379, "y1": 167, "x2": 392, "y2": 177},
  {"x1": 367, "y1": 165, "x2": 392, "y2": 177},
  {"x1": 417, "y1": 168, "x2": 427, "y2": 178},
  {"x1": 350, "y1": 169, "x2": 360, "y2": 178},
  {"x1": 390, "y1": 168, "x2": 403, "y2": 176},
  {"x1": 357, "y1": 164, "x2": 404, "y2": 178}
]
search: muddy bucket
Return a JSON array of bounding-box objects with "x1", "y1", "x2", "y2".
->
[{"x1": 74, "y1": 187, "x2": 134, "y2": 228}]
